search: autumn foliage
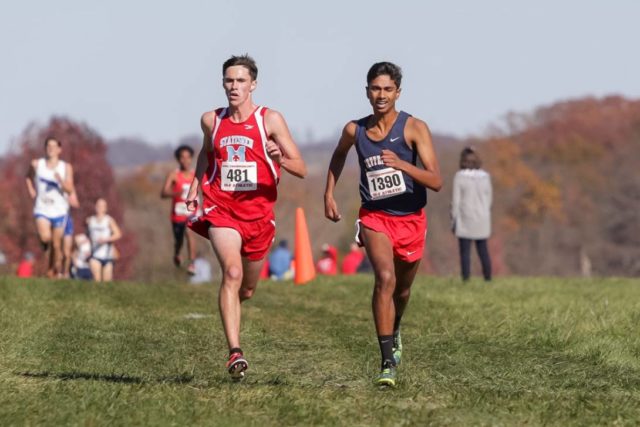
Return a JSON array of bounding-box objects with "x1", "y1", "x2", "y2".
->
[
  {"x1": 2, "y1": 96, "x2": 637, "y2": 280},
  {"x1": 0, "y1": 117, "x2": 137, "y2": 279},
  {"x1": 111, "y1": 96, "x2": 640, "y2": 279},
  {"x1": 479, "y1": 96, "x2": 640, "y2": 276}
]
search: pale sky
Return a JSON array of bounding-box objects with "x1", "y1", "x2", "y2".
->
[{"x1": 1, "y1": 0, "x2": 638, "y2": 151}]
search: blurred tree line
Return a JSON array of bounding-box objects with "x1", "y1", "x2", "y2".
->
[
  {"x1": 480, "y1": 96, "x2": 640, "y2": 276},
  {"x1": 1, "y1": 96, "x2": 638, "y2": 279}
]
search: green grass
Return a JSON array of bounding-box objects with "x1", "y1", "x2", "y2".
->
[{"x1": 2, "y1": 275, "x2": 640, "y2": 426}]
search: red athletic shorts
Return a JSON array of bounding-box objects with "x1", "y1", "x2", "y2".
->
[
  {"x1": 356, "y1": 208, "x2": 427, "y2": 263},
  {"x1": 188, "y1": 208, "x2": 276, "y2": 261}
]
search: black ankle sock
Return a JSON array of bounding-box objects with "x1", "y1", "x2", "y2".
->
[
  {"x1": 229, "y1": 347, "x2": 243, "y2": 355},
  {"x1": 393, "y1": 316, "x2": 402, "y2": 336},
  {"x1": 377, "y1": 335, "x2": 395, "y2": 367}
]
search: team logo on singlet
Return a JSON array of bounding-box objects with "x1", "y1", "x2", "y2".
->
[
  {"x1": 226, "y1": 146, "x2": 247, "y2": 162},
  {"x1": 221, "y1": 137, "x2": 256, "y2": 191},
  {"x1": 220, "y1": 136, "x2": 254, "y2": 149},
  {"x1": 39, "y1": 177, "x2": 61, "y2": 192},
  {"x1": 364, "y1": 155, "x2": 384, "y2": 169}
]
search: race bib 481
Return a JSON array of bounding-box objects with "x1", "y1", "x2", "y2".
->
[{"x1": 221, "y1": 161, "x2": 257, "y2": 191}]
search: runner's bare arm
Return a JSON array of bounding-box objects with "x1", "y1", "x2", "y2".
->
[
  {"x1": 25, "y1": 160, "x2": 37, "y2": 199},
  {"x1": 186, "y1": 112, "x2": 215, "y2": 211},
  {"x1": 264, "y1": 110, "x2": 307, "y2": 178},
  {"x1": 160, "y1": 171, "x2": 177, "y2": 199},
  {"x1": 324, "y1": 122, "x2": 357, "y2": 222},
  {"x1": 68, "y1": 190, "x2": 80, "y2": 209},
  {"x1": 380, "y1": 118, "x2": 442, "y2": 192},
  {"x1": 58, "y1": 163, "x2": 75, "y2": 195},
  {"x1": 108, "y1": 217, "x2": 123, "y2": 242}
]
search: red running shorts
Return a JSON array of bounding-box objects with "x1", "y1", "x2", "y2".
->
[
  {"x1": 188, "y1": 207, "x2": 275, "y2": 261},
  {"x1": 356, "y1": 207, "x2": 427, "y2": 263}
]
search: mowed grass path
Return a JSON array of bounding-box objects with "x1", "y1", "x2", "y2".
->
[{"x1": 2, "y1": 275, "x2": 640, "y2": 426}]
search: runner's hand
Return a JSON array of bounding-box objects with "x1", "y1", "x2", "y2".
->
[
  {"x1": 324, "y1": 195, "x2": 342, "y2": 222},
  {"x1": 381, "y1": 149, "x2": 405, "y2": 170},
  {"x1": 186, "y1": 198, "x2": 198, "y2": 212},
  {"x1": 266, "y1": 140, "x2": 283, "y2": 164}
]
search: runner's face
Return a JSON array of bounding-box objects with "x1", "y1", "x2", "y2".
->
[
  {"x1": 178, "y1": 150, "x2": 192, "y2": 170},
  {"x1": 366, "y1": 75, "x2": 400, "y2": 114},
  {"x1": 45, "y1": 140, "x2": 62, "y2": 159},
  {"x1": 223, "y1": 66, "x2": 256, "y2": 107},
  {"x1": 95, "y1": 199, "x2": 107, "y2": 215}
]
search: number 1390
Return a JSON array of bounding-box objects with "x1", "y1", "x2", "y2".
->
[{"x1": 370, "y1": 174, "x2": 402, "y2": 192}]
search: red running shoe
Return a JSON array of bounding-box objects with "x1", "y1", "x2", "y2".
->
[{"x1": 226, "y1": 352, "x2": 248, "y2": 381}]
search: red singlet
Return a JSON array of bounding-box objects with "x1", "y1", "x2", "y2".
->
[
  {"x1": 201, "y1": 106, "x2": 281, "y2": 220},
  {"x1": 171, "y1": 169, "x2": 195, "y2": 223}
]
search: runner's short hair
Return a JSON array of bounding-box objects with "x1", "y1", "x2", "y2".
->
[
  {"x1": 174, "y1": 145, "x2": 194, "y2": 160},
  {"x1": 460, "y1": 146, "x2": 482, "y2": 169},
  {"x1": 367, "y1": 62, "x2": 402, "y2": 88},
  {"x1": 223, "y1": 54, "x2": 258, "y2": 81},
  {"x1": 44, "y1": 137, "x2": 61, "y2": 149}
]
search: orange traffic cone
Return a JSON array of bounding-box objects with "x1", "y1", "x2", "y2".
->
[{"x1": 294, "y1": 207, "x2": 315, "y2": 285}]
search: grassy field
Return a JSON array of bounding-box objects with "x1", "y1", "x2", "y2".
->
[{"x1": 1, "y1": 275, "x2": 640, "y2": 426}]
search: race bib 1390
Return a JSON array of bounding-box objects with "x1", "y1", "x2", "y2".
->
[{"x1": 366, "y1": 167, "x2": 406, "y2": 200}]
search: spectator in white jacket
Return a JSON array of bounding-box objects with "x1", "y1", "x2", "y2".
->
[{"x1": 451, "y1": 147, "x2": 492, "y2": 281}]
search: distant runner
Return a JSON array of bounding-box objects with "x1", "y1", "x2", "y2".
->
[
  {"x1": 161, "y1": 145, "x2": 197, "y2": 274},
  {"x1": 87, "y1": 198, "x2": 122, "y2": 282},
  {"x1": 26, "y1": 137, "x2": 75, "y2": 278}
]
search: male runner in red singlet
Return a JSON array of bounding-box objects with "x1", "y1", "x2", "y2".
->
[
  {"x1": 161, "y1": 145, "x2": 196, "y2": 274},
  {"x1": 324, "y1": 62, "x2": 442, "y2": 387},
  {"x1": 186, "y1": 55, "x2": 307, "y2": 380}
]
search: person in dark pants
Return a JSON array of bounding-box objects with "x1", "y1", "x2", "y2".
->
[{"x1": 451, "y1": 147, "x2": 492, "y2": 281}]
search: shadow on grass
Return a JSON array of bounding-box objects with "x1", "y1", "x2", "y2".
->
[{"x1": 16, "y1": 371, "x2": 193, "y2": 385}]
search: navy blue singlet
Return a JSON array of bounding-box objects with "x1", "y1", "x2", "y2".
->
[{"x1": 354, "y1": 111, "x2": 427, "y2": 215}]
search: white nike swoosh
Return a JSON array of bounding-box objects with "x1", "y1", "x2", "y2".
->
[
  {"x1": 407, "y1": 250, "x2": 416, "y2": 255},
  {"x1": 204, "y1": 206, "x2": 217, "y2": 214},
  {"x1": 244, "y1": 125, "x2": 254, "y2": 130},
  {"x1": 390, "y1": 137, "x2": 400, "y2": 142}
]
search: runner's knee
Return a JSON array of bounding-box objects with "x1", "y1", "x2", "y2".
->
[
  {"x1": 223, "y1": 264, "x2": 243, "y2": 284},
  {"x1": 39, "y1": 234, "x2": 52, "y2": 244},
  {"x1": 374, "y1": 269, "x2": 396, "y2": 292},
  {"x1": 239, "y1": 287, "x2": 254, "y2": 301},
  {"x1": 394, "y1": 286, "x2": 411, "y2": 301}
]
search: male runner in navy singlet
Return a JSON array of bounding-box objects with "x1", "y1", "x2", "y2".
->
[{"x1": 324, "y1": 62, "x2": 442, "y2": 387}]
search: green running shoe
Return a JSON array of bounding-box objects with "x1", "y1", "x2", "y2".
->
[
  {"x1": 375, "y1": 363, "x2": 397, "y2": 388},
  {"x1": 392, "y1": 331, "x2": 403, "y2": 366}
]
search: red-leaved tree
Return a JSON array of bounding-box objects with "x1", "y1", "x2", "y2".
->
[{"x1": 0, "y1": 117, "x2": 137, "y2": 279}]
